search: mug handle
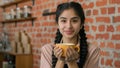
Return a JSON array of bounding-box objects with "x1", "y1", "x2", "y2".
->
[{"x1": 75, "y1": 46, "x2": 80, "y2": 52}]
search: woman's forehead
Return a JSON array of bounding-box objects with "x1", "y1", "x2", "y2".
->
[{"x1": 59, "y1": 9, "x2": 79, "y2": 19}]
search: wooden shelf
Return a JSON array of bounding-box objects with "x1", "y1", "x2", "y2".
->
[
  {"x1": 0, "y1": 0, "x2": 31, "y2": 8},
  {"x1": 0, "y1": 52, "x2": 33, "y2": 68},
  {"x1": 0, "y1": 51, "x2": 32, "y2": 55},
  {"x1": 2, "y1": 17, "x2": 36, "y2": 23},
  {"x1": 7, "y1": 52, "x2": 32, "y2": 56}
]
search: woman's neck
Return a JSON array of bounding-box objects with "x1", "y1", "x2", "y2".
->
[{"x1": 62, "y1": 36, "x2": 78, "y2": 45}]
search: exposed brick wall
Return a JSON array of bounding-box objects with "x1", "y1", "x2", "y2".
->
[{"x1": 0, "y1": 0, "x2": 120, "y2": 68}]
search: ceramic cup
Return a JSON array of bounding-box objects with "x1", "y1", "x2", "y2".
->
[{"x1": 56, "y1": 43, "x2": 80, "y2": 57}]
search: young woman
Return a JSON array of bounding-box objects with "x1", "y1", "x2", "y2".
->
[{"x1": 40, "y1": 1, "x2": 100, "y2": 68}]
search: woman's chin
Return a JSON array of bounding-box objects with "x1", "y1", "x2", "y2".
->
[{"x1": 64, "y1": 35, "x2": 75, "y2": 39}]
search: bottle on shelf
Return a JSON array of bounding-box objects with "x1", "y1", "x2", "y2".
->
[
  {"x1": 11, "y1": 9, "x2": 16, "y2": 19},
  {"x1": 16, "y1": 7, "x2": 24, "y2": 19},
  {"x1": 4, "y1": 12, "x2": 11, "y2": 20},
  {"x1": 23, "y1": 5, "x2": 32, "y2": 18},
  {"x1": 2, "y1": 60, "x2": 8, "y2": 68},
  {"x1": 2, "y1": 54, "x2": 8, "y2": 68},
  {"x1": 7, "y1": 55, "x2": 15, "y2": 68}
]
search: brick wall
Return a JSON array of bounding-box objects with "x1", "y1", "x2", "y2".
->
[{"x1": 0, "y1": 0, "x2": 120, "y2": 68}]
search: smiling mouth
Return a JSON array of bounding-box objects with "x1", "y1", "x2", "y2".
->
[{"x1": 64, "y1": 31, "x2": 73, "y2": 35}]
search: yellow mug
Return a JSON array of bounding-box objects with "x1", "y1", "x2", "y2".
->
[{"x1": 56, "y1": 43, "x2": 80, "y2": 57}]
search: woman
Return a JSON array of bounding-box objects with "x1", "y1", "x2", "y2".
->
[{"x1": 40, "y1": 1, "x2": 100, "y2": 68}]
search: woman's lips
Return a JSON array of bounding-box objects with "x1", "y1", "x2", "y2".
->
[{"x1": 64, "y1": 31, "x2": 73, "y2": 35}]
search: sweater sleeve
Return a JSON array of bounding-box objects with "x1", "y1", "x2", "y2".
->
[
  {"x1": 84, "y1": 45, "x2": 100, "y2": 68},
  {"x1": 40, "y1": 44, "x2": 53, "y2": 68}
]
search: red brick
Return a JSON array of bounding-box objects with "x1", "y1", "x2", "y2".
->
[
  {"x1": 36, "y1": 28, "x2": 41, "y2": 32},
  {"x1": 35, "y1": 0, "x2": 41, "y2": 5},
  {"x1": 48, "y1": 22, "x2": 56, "y2": 26},
  {"x1": 23, "y1": 23, "x2": 27, "y2": 27},
  {"x1": 112, "y1": 34, "x2": 120, "y2": 40},
  {"x1": 17, "y1": 23, "x2": 22, "y2": 27},
  {"x1": 93, "y1": 9, "x2": 98, "y2": 15},
  {"x1": 82, "y1": 2, "x2": 94, "y2": 9},
  {"x1": 86, "y1": 10, "x2": 91, "y2": 16},
  {"x1": 113, "y1": 16, "x2": 120, "y2": 23},
  {"x1": 85, "y1": 18, "x2": 94, "y2": 23},
  {"x1": 96, "y1": 33, "x2": 109, "y2": 40},
  {"x1": 100, "y1": 42, "x2": 105, "y2": 48},
  {"x1": 36, "y1": 33, "x2": 41, "y2": 37},
  {"x1": 50, "y1": 33, "x2": 55, "y2": 38},
  {"x1": 96, "y1": 0, "x2": 107, "y2": 7},
  {"x1": 107, "y1": 42, "x2": 115, "y2": 49},
  {"x1": 33, "y1": 28, "x2": 37, "y2": 32},
  {"x1": 31, "y1": 33, "x2": 36, "y2": 38},
  {"x1": 114, "y1": 60, "x2": 120, "y2": 67},
  {"x1": 115, "y1": 43, "x2": 120, "y2": 50},
  {"x1": 43, "y1": 33, "x2": 50, "y2": 37},
  {"x1": 28, "y1": 22, "x2": 32, "y2": 27},
  {"x1": 107, "y1": 25, "x2": 114, "y2": 32},
  {"x1": 110, "y1": 0, "x2": 120, "y2": 4},
  {"x1": 42, "y1": 22, "x2": 49, "y2": 26},
  {"x1": 118, "y1": 7, "x2": 120, "y2": 13},
  {"x1": 91, "y1": 41, "x2": 98, "y2": 46},
  {"x1": 84, "y1": 25, "x2": 90, "y2": 32},
  {"x1": 116, "y1": 25, "x2": 120, "y2": 32},
  {"x1": 52, "y1": 27, "x2": 57, "y2": 32},
  {"x1": 108, "y1": 7, "x2": 115, "y2": 14},
  {"x1": 86, "y1": 34, "x2": 94, "y2": 39},
  {"x1": 27, "y1": 28, "x2": 33, "y2": 33},
  {"x1": 100, "y1": 50, "x2": 110, "y2": 56},
  {"x1": 47, "y1": 39, "x2": 51, "y2": 43},
  {"x1": 49, "y1": 15, "x2": 56, "y2": 20},
  {"x1": 98, "y1": 25, "x2": 105, "y2": 32},
  {"x1": 41, "y1": 38, "x2": 47, "y2": 43},
  {"x1": 114, "y1": 52, "x2": 120, "y2": 58},
  {"x1": 101, "y1": 58, "x2": 105, "y2": 65},
  {"x1": 92, "y1": 25, "x2": 97, "y2": 32},
  {"x1": 96, "y1": 17, "x2": 110, "y2": 23},
  {"x1": 105, "y1": 59, "x2": 113, "y2": 66}
]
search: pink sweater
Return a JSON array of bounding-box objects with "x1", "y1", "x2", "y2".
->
[{"x1": 40, "y1": 43, "x2": 100, "y2": 68}]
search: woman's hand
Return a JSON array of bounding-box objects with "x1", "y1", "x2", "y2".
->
[
  {"x1": 53, "y1": 46, "x2": 65, "y2": 61},
  {"x1": 65, "y1": 47, "x2": 80, "y2": 68},
  {"x1": 54, "y1": 46, "x2": 65, "y2": 68},
  {"x1": 65, "y1": 47, "x2": 80, "y2": 62},
  {"x1": 54, "y1": 45, "x2": 80, "y2": 63},
  {"x1": 53, "y1": 46, "x2": 80, "y2": 68}
]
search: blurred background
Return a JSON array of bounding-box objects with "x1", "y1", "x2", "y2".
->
[{"x1": 0, "y1": 0, "x2": 120, "y2": 68}]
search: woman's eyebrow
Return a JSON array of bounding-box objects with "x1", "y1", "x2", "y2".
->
[
  {"x1": 71, "y1": 17, "x2": 79, "y2": 19},
  {"x1": 59, "y1": 17, "x2": 66, "y2": 19},
  {"x1": 59, "y1": 17, "x2": 79, "y2": 19}
]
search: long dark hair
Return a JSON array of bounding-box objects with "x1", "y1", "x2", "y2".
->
[{"x1": 52, "y1": 2, "x2": 88, "y2": 68}]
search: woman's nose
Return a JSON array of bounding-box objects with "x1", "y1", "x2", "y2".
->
[{"x1": 66, "y1": 21, "x2": 72, "y2": 28}]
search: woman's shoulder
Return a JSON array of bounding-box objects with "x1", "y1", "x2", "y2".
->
[
  {"x1": 88, "y1": 43, "x2": 100, "y2": 55},
  {"x1": 84, "y1": 43, "x2": 100, "y2": 68},
  {"x1": 41, "y1": 43, "x2": 54, "y2": 52}
]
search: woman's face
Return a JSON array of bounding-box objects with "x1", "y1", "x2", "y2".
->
[{"x1": 58, "y1": 8, "x2": 82, "y2": 39}]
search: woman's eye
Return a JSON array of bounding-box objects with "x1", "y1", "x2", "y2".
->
[
  {"x1": 72, "y1": 20, "x2": 78, "y2": 23},
  {"x1": 61, "y1": 20, "x2": 66, "y2": 23}
]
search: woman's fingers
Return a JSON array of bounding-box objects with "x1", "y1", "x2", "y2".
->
[
  {"x1": 54, "y1": 46, "x2": 63, "y2": 58},
  {"x1": 65, "y1": 47, "x2": 72, "y2": 61},
  {"x1": 54, "y1": 46, "x2": 79, "y2": 62},
  {"x1": 56, "y1": 48, "x2": 63, "y2": 58},
  {"x1": 65, "y1": 47, "x2": 79, "y2": 62},
  {"x1": 66, "y1": 47, "x2": 72, "y2": 58}
]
